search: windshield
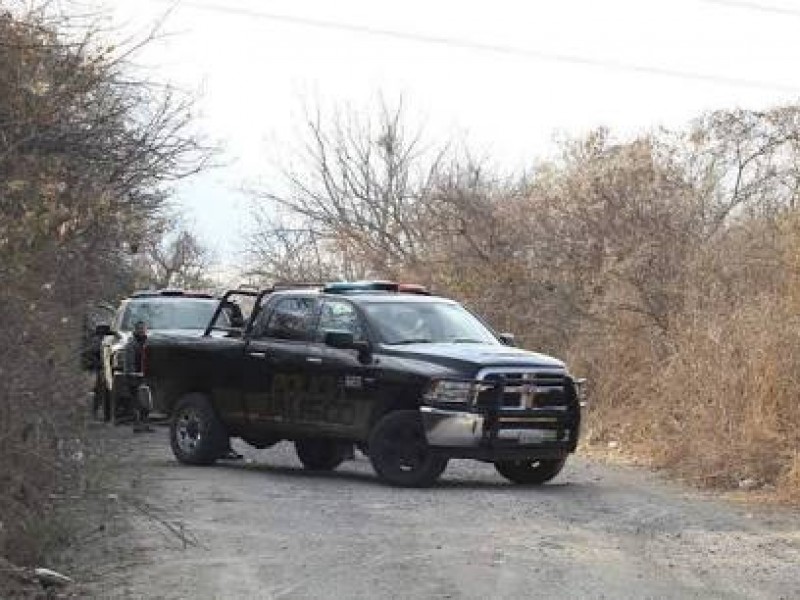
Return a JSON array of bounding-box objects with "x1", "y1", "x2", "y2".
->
[
  {"x1": 120, "y1": 298, "x2": 224, "y2": 331},
  {"x1": 362, "y1": 301, "x2": 500, "y2": 345}
]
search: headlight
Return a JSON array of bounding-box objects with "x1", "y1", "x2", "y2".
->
[{"x1": 423, "y1": 380, "x2": 476, "y2": 405}]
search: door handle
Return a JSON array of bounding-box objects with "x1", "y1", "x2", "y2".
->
[
  {"x1": 306, "y1": 356, "x2": 322, "y2": 364},
  {"x1": 248, "y1": 351, "x2": 267, "y2": 359}
]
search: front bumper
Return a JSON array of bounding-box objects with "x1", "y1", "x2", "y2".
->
[{"x1": 420, "y1": 376, "x2": 581, "y2": 461}]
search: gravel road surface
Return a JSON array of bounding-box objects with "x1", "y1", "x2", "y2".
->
[{"x1": 89, "y1": 431, "x2": 800, "y2": 599}]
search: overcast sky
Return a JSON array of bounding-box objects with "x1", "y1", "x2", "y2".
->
[{"x1": 103, "y1": 0, "x2": 800, "y2": 273}]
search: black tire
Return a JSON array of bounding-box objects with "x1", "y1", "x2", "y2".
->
[
  {"x1": 110, "y1": 385, "x2": 121, "y2": 426},
  {"x1": 241, "y1": 437, "x2": 280, "y2": 450},
  {"x1": 294, "y1": 439, "x2": 348, "y2": 471},
  {"x1": 494, "y1": 457, "x2": 567, "y2": 485},
  {"x1": 101, "y1": 378, "x2": 114, "y2": 423},
  {"x1": 170, "y1": 394, "x2": 228, "y2": 465},
  {"x1": 93, "y1": 374, "x2": 111, "y2": 422},
  {"x1": 110, "y1": 382, "x2": 132, "y2": 426},
  {"x1": 368, "y1": 410, "x2": 448, "y2": 487}
]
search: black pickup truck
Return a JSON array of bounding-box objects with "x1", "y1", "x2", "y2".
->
[
  {"x1": 142, "y1": 281, "x2": 582, "y2": 487},
  {"x1": 89, "y1": 289, "x2": 241, "y2": 423}
]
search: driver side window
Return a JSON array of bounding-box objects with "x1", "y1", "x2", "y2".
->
[
  {"x1": 316, "y1": 300, "x2": 365, "y2": 342},
  {"x1": 258, "y1": 297, "x2": 317, "y2": 341}
]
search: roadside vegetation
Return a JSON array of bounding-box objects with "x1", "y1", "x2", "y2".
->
[
  {"x1": 0, "y1": 2, "x2": 209, "y2": 590},
  {"x1": 250, "y1": 102, "x2": 800, "y2": 503}
]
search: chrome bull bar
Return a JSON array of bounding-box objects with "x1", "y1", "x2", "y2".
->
[{"x1": 420, "y1": 374, "x2": 581, "y2": 450}]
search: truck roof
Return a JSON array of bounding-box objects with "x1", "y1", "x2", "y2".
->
[
  {"x1": 266, "y1": 288, "x2": 453, "y2": 303},
  {"x1": 244, "y1": 280, "x2": 437, "y2": 300},
  {"x1": 332, "y1": 292, "x2": 453, "y2": 304}
]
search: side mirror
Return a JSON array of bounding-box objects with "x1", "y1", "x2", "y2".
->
[
  {"x1": 95, "y1": 324, "x2": 113, "y2": 337},
  {"x1": 324, "y1": 330, "x2": 355, "y2": 349},
  {"x1": 498, "y1": 332, "x2": 515, "y2": 346},
  {"x1": 324, "y1": 330, "x2": 372, "y2": 363}
]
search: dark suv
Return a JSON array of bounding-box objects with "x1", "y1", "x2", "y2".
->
[{"x1": 142, "y1": 282, "x2": 582, "y2": 487}]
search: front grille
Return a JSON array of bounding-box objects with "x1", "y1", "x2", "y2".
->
[{"x1": 475, "y1": 370, "x2": 570, "y2": 410}]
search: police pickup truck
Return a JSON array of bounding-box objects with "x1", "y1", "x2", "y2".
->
[{"x1": 141, "y1": 281, "x2": 582, "y2": 487}]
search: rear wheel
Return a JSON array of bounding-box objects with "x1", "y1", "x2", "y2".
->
[
  {"x1": 110, "y1": 384, "x2": 121, "y2": 426},
  {"x1": 494, "y1": 457, "x2": 567, "y2": 485},
  {"x1": 368, "y1": 410, "x2": 448, "y2": 487},
  {"x1": 93, "y1": 374, "x2": 111, "y2": 422},
  {"x1": 170, "y1": 394, "x2": 228, "y2": 465},
  {"x1": 294, "y1": 439, "x2": 349, "y2": 471}
]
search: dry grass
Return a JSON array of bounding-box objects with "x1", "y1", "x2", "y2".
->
[{"x1": 572, "y1": 293, "x2": 800, "y2": 504}]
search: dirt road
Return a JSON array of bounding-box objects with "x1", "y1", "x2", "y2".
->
[{"x1": 88, "y1": 430, "x2": 800, "y2": 599}]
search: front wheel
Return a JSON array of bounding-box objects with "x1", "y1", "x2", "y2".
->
[
  {"x1": 294, "y1": 439, "x2": 349, "y2": 471},
  {"x1": 494, "y1": 457, "x2": 567, "y2": 485},
  {"x1": 170, "y1": 394, "x2": 228, "y2": 465},
  {"x1": 368, "y1": 410, "x2": 448, "y2": 487}
]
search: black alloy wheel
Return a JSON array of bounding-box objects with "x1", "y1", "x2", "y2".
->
[{"x1": 170, "y1": 394, "x2": 228, "y2": 465}]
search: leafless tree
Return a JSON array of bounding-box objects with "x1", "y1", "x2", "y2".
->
[
  {"x1": 138, "y1": 223, "x2": 213, "y2": 289},
  {"x1": 250, "y1": 100, "x2": 447, "y2": 278},
  {"x1": 684, "y1": 106, "x2": 800, "y2": 234}
]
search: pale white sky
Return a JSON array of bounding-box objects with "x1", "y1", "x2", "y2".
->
[{"x1": 103, "y1": 0, "x2": 800, "y2": 272}]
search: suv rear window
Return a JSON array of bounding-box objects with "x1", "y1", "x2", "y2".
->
[{"x1": 120, "y1": 298, "x2": 224, "y2": 331}]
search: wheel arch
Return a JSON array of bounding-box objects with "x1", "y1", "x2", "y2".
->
[{"x1": 367, "y1": 391, "x2": 424, "y2": 433}]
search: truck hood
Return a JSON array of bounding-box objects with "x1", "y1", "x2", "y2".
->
[{"x1": 379, "y1": 342, "x2": 565, "y2": 377}]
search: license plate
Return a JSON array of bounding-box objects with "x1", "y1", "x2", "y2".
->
[
  {"x1": 519, "y1": 430, "x2": 557, "y2": 444},
  {"x1": 498, "y1": 429, "x2": 561, "y2": 444}
]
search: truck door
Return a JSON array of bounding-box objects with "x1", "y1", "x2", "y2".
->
[
  {"x1": 242, "y1": 296, "x2": 318, "y2": 431},
  {"x1": 304, "y1": 298, "x2": 376, "y2": 437}
]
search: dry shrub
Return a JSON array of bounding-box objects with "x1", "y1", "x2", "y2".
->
[
  {"x1": 656, "y1": 299, "x2": 799, "y2": 483},
  {"x1": 574, "y1": 286, "x2": 800, "y2": 502},
  {"x1": 778, "y1": 453, "x2": 800, "y2": 500},
  {"x1": 0, "y1": 2, "x2": 206, "y2": 570},
  {"x1": 0, "y1": 273, "x2": 91, "y2": 565}
]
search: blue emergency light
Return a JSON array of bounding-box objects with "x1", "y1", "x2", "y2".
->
[
  {"x1": 323, "y1": 280, "x2": 399, "y2": 293},
  {"x1": 322, "y1": 281, "x2": 430, "y2": 295}
]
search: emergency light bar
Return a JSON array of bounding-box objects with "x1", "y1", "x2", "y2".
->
[
  {"x1": 323, "y1": 281, "x2": 430, "y2": 295},
  {"x1": 397, "y1": 283, "x2": 431, "y2": 295},
  {"x1": 323, "y1": 281, "x2": 397, "y2": 293}
]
